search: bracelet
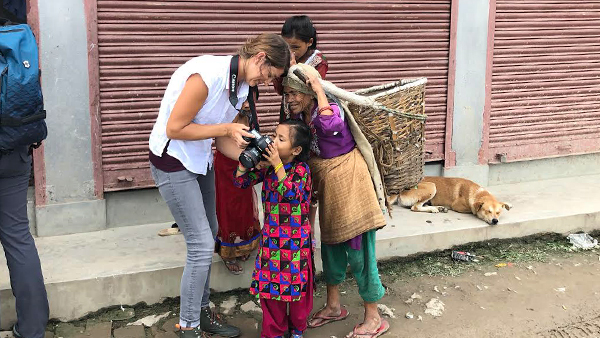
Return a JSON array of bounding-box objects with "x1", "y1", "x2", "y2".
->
[
  {"x1": 274, "y1": 162, "x2": 284, "y2": 173},
  {"x1": 318, "y1": 105, "x2": 332, "y2": 114},
  {"x1": 236, "y1": 166, "x2": 247, "y2": 173}
]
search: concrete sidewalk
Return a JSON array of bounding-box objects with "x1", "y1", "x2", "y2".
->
[{"x1": 0, "y1": 175, "x2": 599, "y2": 327}]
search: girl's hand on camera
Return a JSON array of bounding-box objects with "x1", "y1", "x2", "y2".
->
[
  {"x1": 256, "y1": 160, "x2": 270, "y2": 170},
  {"x1": 264, "y1": 144, "x2": 282, "y2": 167}
]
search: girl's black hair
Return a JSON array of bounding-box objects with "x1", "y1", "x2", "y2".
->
[
  {"x1": 280, "y1": 119, "x2": 312, "y2": 162},
  {"x1": 281, "y1": 15, "x2": 318, "y2": 50}
]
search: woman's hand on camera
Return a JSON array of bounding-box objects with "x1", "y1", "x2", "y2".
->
[
  {"x1": 227, "y1": 123, "x2": 253, "y2": 148},
  {"x1": 264, "y1": 144, "x2": 282, "y2": 167}
]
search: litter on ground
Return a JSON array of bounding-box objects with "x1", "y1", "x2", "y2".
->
[
  {"x1": 495, "y1": 262, "x2": 513, "y2": 268},
  {"x1": 128, "y1": 312, "x2": 170, "y2": 327},
  {"x1": 405, "y1": 292, "x2": 422, "y2": 304},
  {"x1": 424, "y1": 298, "x2": 445, "y2": 317},
  {"x1": 567, "y1": 233, "x2": 599, "y2": 250},
  {"x1": 377, "y1": 304, "x2": 396, "y2": 318}
]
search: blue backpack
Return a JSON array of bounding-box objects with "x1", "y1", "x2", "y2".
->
[{"x1": 0, "y1": 22, "x2": 47, "y2": 152}]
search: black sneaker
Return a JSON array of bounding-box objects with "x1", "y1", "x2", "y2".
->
[
  {"x1": 176, "y1": 326, "x2": 210, "y2": 338},
  {"x1": 13, "y1": 325, "x2": 22, "y2": 338},
  {"x1": 200, "y1": 307, "x2": 241, "y2": 337}
]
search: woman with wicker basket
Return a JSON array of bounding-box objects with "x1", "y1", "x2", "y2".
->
[{"x1": 281, "y1": 64, "x2": 389, "y2": 338}]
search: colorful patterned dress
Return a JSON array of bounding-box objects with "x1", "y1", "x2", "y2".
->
[{"x1": 233, "y1": 161, "x2": 312, "y2": 302}]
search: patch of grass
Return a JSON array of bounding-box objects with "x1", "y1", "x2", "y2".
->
[{"x1": 378, "y1": 233, "x2": 577, "y2": 279}]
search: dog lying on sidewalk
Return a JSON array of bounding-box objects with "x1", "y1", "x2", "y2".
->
[{"x1": 390, "y1": 177, "x2": 512, "y2": 225}]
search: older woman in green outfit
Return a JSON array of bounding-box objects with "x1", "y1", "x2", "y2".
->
[{"x1": 281, "y1": 64, "x2": 389, "y2": 338}]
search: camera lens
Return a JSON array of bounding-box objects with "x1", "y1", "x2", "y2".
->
[
  {"x1": 239, "y1": 147, "x2": 261, "y2": 169},
  {"x1": 238, "y1": 130, "x2": 273, "y2": 169}
]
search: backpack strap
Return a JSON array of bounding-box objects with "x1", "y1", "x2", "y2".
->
[{"x1": 0, "y1": 109, "x2": 46, "y2": 127}]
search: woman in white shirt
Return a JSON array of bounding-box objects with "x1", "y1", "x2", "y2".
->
[{"x1": 148, "y1": 33, "x2": 290, "y2": 338}]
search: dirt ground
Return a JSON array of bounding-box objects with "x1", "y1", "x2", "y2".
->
[
  {"x1": 58, "y1": 234, "x2": 600, "y2": 338},
  {"x1": 302, "y1": 254, "x2": 600, "y2": 338}
]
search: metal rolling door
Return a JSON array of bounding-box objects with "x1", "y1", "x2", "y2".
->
[
  {"x1": 96, "y1": 0, "x2": 452, "y2": 191},
  {"x1": 490, "y1": 1, "x2": 600, "y2": 163}
]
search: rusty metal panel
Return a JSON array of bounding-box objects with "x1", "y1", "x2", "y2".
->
[
  {"x1": 97, "y1": 0, "x2": 452, "y2": 191},
  {"x1": 489, "y1": 1, "x2": 600, "y2": 163}
]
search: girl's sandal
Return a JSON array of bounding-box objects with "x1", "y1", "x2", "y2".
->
[{"x1": 223, "y1": 259, "x2": 243, "y2": 275}]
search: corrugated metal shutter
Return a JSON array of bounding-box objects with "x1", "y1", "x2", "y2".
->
[
  {"x1": 489, "y1": 1, "x2": 600, "y2": 163},
  {"x1": 97, "y1": 0, "x2": 451, "y2": 191}
]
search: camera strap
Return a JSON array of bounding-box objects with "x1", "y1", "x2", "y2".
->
[{"x1": 229, "y1": 55, "x2": 260, "y2": 132}]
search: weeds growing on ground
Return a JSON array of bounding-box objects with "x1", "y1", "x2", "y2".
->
[{"x1": 379, "y1": 233, "x2": 578, "y2": 280}]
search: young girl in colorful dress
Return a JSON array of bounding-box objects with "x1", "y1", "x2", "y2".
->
[
  {"x1": 274, "y1": 15, "x2": 328, "y2": 121},
  {"x1": 234, "y1": 119, "x2": 313, "y2": 338}
]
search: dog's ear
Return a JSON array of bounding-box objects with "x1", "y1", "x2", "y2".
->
[
  {"x1": 502, "y1": 202, "x2": 512, "y2": 211},
  {"x1": 474, "y1": 201, "x2": 483, "y2": 212}
]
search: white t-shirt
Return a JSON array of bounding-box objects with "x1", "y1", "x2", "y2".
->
[{"x1": 149, "y1": 55, "x2": 249, "y2": 174}]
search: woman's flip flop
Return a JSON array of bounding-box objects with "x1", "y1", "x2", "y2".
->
[
  {"x1": 307, "y1": 306, "x2": 349, "y2": 328},
  {"x1": 345, "y1": 320, "x2": 390, "y2": 338}
]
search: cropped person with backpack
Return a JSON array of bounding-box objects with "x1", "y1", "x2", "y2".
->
[{"x1": 0, "y1": 18, "x2": 50, "y2": 338}]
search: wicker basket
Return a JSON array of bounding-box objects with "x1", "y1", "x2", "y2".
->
[{"x1": 348, "y1": 78, "x2": 427, "y2": 197}]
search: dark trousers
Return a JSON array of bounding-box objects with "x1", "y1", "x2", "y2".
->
[{"x1": 0, "y1": 147, "x2": 49, "y2": 338}]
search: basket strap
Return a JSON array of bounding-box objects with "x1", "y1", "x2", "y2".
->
[{"x1": 377, "y1": 105, "x2": 427, "y2": 121}]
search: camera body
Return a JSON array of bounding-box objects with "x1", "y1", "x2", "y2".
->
[{"x1": 239, "y1": 130, "x2": 273, "y2": 169}]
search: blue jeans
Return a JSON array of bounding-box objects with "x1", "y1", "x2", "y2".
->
[
  {"x1": 0, "y1": 147, "x2": 49, "y2": 338},
  {"x1": 150, "y1": 164, "x2": 217, "y2": 328}
]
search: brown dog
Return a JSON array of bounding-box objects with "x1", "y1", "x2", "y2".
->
[{"x1": 392, "y1": 177, "x2": 512, "y2": 225}]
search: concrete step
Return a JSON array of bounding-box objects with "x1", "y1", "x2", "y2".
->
[{"x1": 1, "y1": 174, "x2": 599, "y2": 328}]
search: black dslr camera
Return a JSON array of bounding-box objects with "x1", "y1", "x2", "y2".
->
[{"x1": 239, "y1": 130, "x2": 274, "y2": 169}]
